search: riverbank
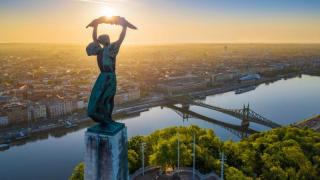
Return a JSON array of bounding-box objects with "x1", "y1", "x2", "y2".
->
[
  {"x1": 0, "y1": 73, "x2": 309, "y2": 144},
  {"x1": 295, "y1": 114, "x2": 320, "y2": 132}
]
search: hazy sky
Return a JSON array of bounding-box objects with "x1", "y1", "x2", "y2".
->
[{"x1": 1, "y1": 0, "x2": 320, "y2": 44}]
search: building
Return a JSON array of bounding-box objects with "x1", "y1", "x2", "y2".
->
[
  {"x1": 115, "y1": 88, "x2": 141, "y2": 105},
  {"x1": 28, "y1": 103, "x2": 47, "y2": 120},
  {"x1": 77, "y1": 100, "x2": 85, "y2": 109},
  {"x1": 211, "y1": 72, "x2": 239, "y2": 83},
  {"x1": 63, "y1": 100, "x2": 74, "y2": 115},
  {"x1": 157, "y1": 74, "x2": 207, "y2": 95},
  {"x1": 46, "y1": 101, "x2": 65, "y2": 119},
  {"x1": 0, "y1": 96, "x2": 11, "y2": 106},
  {"x1": 3, "y1": 102, "x2": 29, "y2": 124},
  {"x1": 0, "y1": 116, "x2": 9, "y2": 126},
  {"x1": 45, "y1": 99, "x2": 79, "y2": 119}
]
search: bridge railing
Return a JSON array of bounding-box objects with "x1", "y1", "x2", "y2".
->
[
  {"x1": 130, "y1": 166, "x2": 161, "y2": 180},
  {"x1": 248, "y1": 110, "x2": 281, "y2": 127},
  {"x1": 172, "y1": 167, "x2": 220, "y2": 180}
]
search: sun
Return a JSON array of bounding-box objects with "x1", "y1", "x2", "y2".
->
[{"x1": 100, "y1": 6, "x2": 117, "y2": 18}]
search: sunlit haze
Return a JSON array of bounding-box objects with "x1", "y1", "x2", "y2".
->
[
  {"x1": 0, "y1": 0, "x2": 320, "y2": 44},
  {"x1": 1, "y1": 1, "x2": 320, "y2": 180}
]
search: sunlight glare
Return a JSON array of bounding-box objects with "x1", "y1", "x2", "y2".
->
[{"x1": 100, "y1": 6, "x2": 117, "y2": 18}]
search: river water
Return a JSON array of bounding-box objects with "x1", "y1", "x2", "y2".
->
[{"x1": 0, "y1": 75, "x2": 319, "y2": 180}]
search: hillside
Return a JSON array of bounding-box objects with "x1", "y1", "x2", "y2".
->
[{"x1": 70, "y1": 125, "x2": 320, "y2": 180}]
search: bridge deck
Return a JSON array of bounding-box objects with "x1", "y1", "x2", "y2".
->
[
  {"x1": 166, "y1": 104, "x2": 258, "y2": 135},
  {"x1": 166, "y1": 96, "x2": 281, "y2": 128}
]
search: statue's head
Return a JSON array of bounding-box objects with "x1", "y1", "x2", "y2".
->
[
  {"x1": 86, "y1": 42, "x2": 102, "y2": 56},
  {"x1": 98, "y1": 34, "x2": 110, "y2": 47}
]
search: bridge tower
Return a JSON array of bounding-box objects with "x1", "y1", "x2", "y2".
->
[
  {"x1": 241, "y1": 104, "x2": 250, "y2": 138},
  {"x1": 181, "y1": 103, "x2": 191, "y2": 120}
]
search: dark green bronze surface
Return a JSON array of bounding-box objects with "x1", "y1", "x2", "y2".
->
[
  {"x1": 87, "y1": 42, "x2": 120, "y2": 125},
  {"x1": 87, "y1": 121, "x2": 125, "y2": 136}
]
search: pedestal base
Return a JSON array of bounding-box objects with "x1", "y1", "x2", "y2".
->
[{"x1": 84, "y1": 122, "x2": 129, "y2": 180}]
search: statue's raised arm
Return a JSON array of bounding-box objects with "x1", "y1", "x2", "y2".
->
[{"x1": 114, "y1": 18, "x2": 128, "y2": 47}]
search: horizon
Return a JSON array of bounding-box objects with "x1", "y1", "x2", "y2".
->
[
  {"x1": 2, "y1": 42, "x2": 320, "y2": 46},
  {"x1": 1, "y1": 0, "x2": 320, "y2": 44}
]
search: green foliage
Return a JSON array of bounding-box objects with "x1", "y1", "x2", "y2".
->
[
  {"x1": 141, "y1": 125, "x2": 222, "y2": 173},
  {"x1": 70, "y1": 126, "x2": 320, "y2": 180},
  {"x1": 225, "y1": 167, "x2": 252, "y2": 180},
  {"x1": 223, "y1": 126, "x2": 320, "y2": 179},
  {"x1": 128, "y1": 135, "x2": 148, "y2": 173},
  {"x1": 69, "y1": 162, "x2": 84, "y2": 180},
  {"x1": 128, "y1": 149, "x2": 139, "y2": 174}
]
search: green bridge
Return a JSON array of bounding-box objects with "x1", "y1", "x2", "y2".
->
[{"x1": 162, "y1": 95, "x2": 281, "y2": 138}]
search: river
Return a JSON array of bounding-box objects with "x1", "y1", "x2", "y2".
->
[{"x1": 0, "y1": 75, "x2": 319, "y2": 180}]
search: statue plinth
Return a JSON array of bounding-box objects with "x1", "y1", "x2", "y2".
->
[{"x1": 84, "y1": 121, "x2": 129, "y2": 180}]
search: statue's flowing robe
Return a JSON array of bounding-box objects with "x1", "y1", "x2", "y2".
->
[{"x1": 87, "y1": 43, "x2": 120, "y2": 123}]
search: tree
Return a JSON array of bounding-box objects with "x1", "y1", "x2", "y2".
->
[
  {"x1": 70, "y1": 125, "x2": 320, "y2": 179},
  {"x1": 223, "y1": 126, "x2": 320, "y2": 179},
  {"x1": 149, "y1": 135, "x2": 194, "y2": 169},
  {"x1": 69, "y1": 163, "x2": 84, "y2": 180},
  {"x1": 128, "y1": 149, "x2": 139, "y2": 173},
  {"x1": 225, "y1": 167, "x2": 252, "y2": 180},
  {"x1": 147, "y1": 125, "x2": 221, "y2": 173}
]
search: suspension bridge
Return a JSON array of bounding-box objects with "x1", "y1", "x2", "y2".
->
[
  {"x1": 165, "y1": 104, "x2": 257, "y2": 138},
  {"x1": 165, "y1": 95, "x2": 281, "y2": 128}
]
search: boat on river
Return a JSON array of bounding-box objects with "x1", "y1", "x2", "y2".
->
[
  {"x1": 235, "y1": 86, "x2": 256, "y2": 94},
  {"x1": 65, "y1": 121, "x2": 78, "y2": 128},
  {"x1": 15, "y1": 131, "x2": 29, "y2": 141},
  {"x1": 0, "y1": 138, "x2": 11, "y2": 151},
  {"x1": 0, "y1": 143, "x2": 10, "y2": 151}
]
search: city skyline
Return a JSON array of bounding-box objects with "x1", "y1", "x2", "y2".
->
[{"x1": 1, "y1": 0, "x2": 320, "y2": 44}]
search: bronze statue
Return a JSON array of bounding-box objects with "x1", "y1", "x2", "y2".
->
[{"x1": 86, "y1": 16, "x2": 136, "y2": 132}]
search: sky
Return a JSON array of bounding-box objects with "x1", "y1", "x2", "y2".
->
[{"x1": 0, "y1": 0, "x2": 320, "y2": 44}]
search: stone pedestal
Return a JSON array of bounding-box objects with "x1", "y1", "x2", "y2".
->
[{"x1": 84, "y1": 122, "x2": 129, "y2": 180}]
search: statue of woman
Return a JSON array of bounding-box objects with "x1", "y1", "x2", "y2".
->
[{"x1": 86, "y1": 16, "x2": 132, "y2": 126}]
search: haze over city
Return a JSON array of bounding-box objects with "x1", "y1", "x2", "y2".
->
[{"x1": 1, "y1": 0, "x2": 320, "y2": 44}]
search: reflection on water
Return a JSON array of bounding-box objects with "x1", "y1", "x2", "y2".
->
[
  {"x1": 165, "y1": 104, "x2": 256, "y2": 139},
  {"x1": 7, "y1": 121, "x2": 93, "y2": 148},
  {"x1": 0, "y1": 75, "x2": 319, "y2": 180}
]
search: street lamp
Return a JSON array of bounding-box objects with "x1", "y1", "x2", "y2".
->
[
  {"x1": 192, "y1": 133, "x2": 196, "y2": 180},
  {"x1": 141, "y1": 142, "x2": 146, "y2": 176},
  {"x1": 177, "y1": 131, "x2": 180, "y2": 175},
  {"x1": 220, "y1": 151, "x2": 227, "y2": 180}
]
